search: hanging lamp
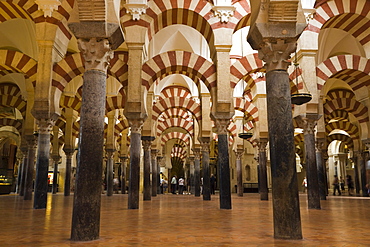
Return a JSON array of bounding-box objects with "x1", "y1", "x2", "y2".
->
[
  {"x1": 291, "y1": 52, "x2": 312, "y2": 105},
  {"x1": 238, "y1": 115, "x2": 253, "y2": 140}
]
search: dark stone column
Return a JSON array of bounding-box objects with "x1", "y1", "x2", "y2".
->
[
  {"x1": 120, "y1": 157, "x2": 128, "y2": 194},
  {"x1": 52, "y1": 155, "x2": 61, "y2": 194},
  {"x1": 193, "y1": 149, "x2": 201, "y2": 197},
  {"x1": 302, "y1": 116, "x2": 321, "y2": 209},
  {"x1": 189, "y1": 156, "x2": 195, "y2": 194},
  {"x1": 18, "y1": 147, "x2": 28, "y2": 196},
  {"x1": 258, "y1": 139, "x2": 268, "y2": 200},
  {"x1": 63, "y1": 149, "x2": 74, "y2": 196},
  {"x1": 151, "y1": 149, "x2": 158, "y2": 197},
  {"x1": 106, "y1": 150, "x2": 115, "y2": 196},
  {"x1": 235, "y1": 149, "x2": 244, "y2": 197},
  {"x1": 266, "y1": 69, "x2": 302, "y2": 239},
  {"x1": 360, "y1": 150, "x2": 368, "y2": 197},
  {"x1": 34, "y1": 119, "x2": 54, "y2": 209},
  {"x1": 24, "y1": 136, "x2": 37, "y2": 200},
  {"x1": 316, "y1": 139, "x2": 326, "y2": 200},
  {"x1": 201, "y1": 140, "x2": 211, "y2": 200},
  {"x1": 354, "y1": 152, "x2": 361, "y2": 196},
  {"x1": 71, "y1": 38, "x2": 113, "y2": 241},
  {"x1": 215, "y1": 119, "x2": 232, "y2": 209},
  {"x1": 157, "y1": 156, "x2": 163, "y2": 194},
  {"x1": 142, "y1": 137, "x2": 154, "y2": 201},
  {"x1": 128, "y1": 119, "x2": 143, "y2": 209}
]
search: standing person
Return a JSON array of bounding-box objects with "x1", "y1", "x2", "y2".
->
[
  {"x1": 113, "y1": 177, "x2": 119, "y2": 194},
  {"x1": 346, "y1": 175, "x2": 354, "y2": 196},
  {"x1": 210, "y1": 174, "x2": 216, "y2": 194},
  {"x1": 171, "y1": 175, "x2": 177, "y2": 194},
  {"x1": 178, "y1": 177, "x2": 185, "y2": 194},
  {"x1": 340, "y1": 176, "x2": 345, "y2": 193},
  {"x1": 332, "y1": 175, "x2": 341, "y2": 196},
  {"x1": 302, "y1": 177, "x2": 307, "y2": 193}
]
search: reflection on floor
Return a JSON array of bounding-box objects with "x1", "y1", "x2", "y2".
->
[{"x1": 1, "y1": 192, "x2": 369, "y2": 247}]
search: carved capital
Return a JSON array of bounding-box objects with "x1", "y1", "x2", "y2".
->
[
  {"x1": 301, "y1": 117, "x2": 317, "y2": 135},
  {"x1": 151, "y1": 149, "x2": 159, "y2": 160},
  {"x1": 105, "y1": 149, "x2": 115, "y2": 159},
  {"x1": 78, "y1": 38, "x2": 114, "y2": 73},
  {"x1": 315, "y1": 138, "x2": 325, "y2": 152},
  {"x1": 200, "y1": 141, "x2": 210, "y2": 152},
  {"x1": 25, "y1": 135, "x2": 38, "y2": 149},
  {"x1": 234, "y1": 149, "x2": 244, "y2": 160},
  {"x1": 35, "y1": 0, "x2": 61, "y2": 17},
  {"x1": 142, "y1": 140, "x2": 152, "y2": 151},
  {"x1": 259, "y1": 39, "x2": 297, "y2": 72},
  {"x1": 36, "y1": 119, "x2": 55, "y2": 135},
  {"x1": 125, "y1": 4, "x2": 148, "y2": 20},
  {"x1": 128, "y1": 119, "x2": 144, "y2": 134},
  {"x1": 213, "y1": 5, "x2": 235, "y2": 23},
  {"x1": 193, "y1": 149, "x2": 201, "y2": 160},
  {"x1": 214, "y1": 119, "x2": 230, "y2": 135},
  {"x1": 257, "y1": 139, "x2": 268, "y2": 152}
]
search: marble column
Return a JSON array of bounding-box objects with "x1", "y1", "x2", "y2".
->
[
  {"x1": 193, "y1": 149, "x2": 201, "y2": 197},
  {"x1": 215, "y1": 119, "x2": 232, "y2": 209},
  {"x1": 354, "y1": 151, "x2": 361, "y2": 196},
  {"x1": 316, "y1": 139, "x2": 326, "y2": 200},
  {"x1": 18, "y1": 147, "x2": 28, "y2": 196},
  {"x1": 128, "y1": 119, "x2": 143, "y2": 209},
  {"x1": 235, "y1": 149, "x2": 244, "y2": 197},
  {"x1": 360, "y1": 150, "x2": 368, "y2": 197},
  {"x1": 120, "y1": 157, "x2": 128, "y2": 194},
  {"x1": 142, "y1": 137, "x2": 154, "y2": 201},
  {"x1": 34, "y1": 119, "x2": 54, "y2": 209},
  {"x1": 63, "y1": 149, "x2": 74, "y2": 196},
  {"x1": 24, "y1": 135, "x2": 37, "y2": 200},
  {"x1": 151, "y1": 149, "x2": 159, "y2": 197},
  {"x1": 263, "y1": 41, "x2": 302, "y2": 239},
  {"x1": 258, "y1": 139, "x2": 268, "y2": 200},
  {"x1": 189, "y1": 156, "x2": 195, "y2": 194},
  {"x1": 157, "y1": 155, "x2": 163, "y2": 194},
  {"x1": 302, "y1": 117, "x2": 321, "y2": 209},
  {"x1": 52, "y1": 155, "x2": 61, "y2": 194},
  {"x1": 201, "y1": 140, "x2": 211, "y2": 201},
  {"x1": 71, "y1": 38, "x2": 113, "y2": 241},
  {"x1": 106, "y1": 150, "x2": 115, "y2": 196}
]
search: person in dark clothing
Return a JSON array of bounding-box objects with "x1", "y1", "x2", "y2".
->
[
  {"x1": 346, "y1": 175, "x2": 354, "y2": 196},
  {"x1": 332, "y1": 175, "x2": 341, "y2": 196}
]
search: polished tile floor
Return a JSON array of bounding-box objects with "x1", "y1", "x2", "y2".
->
[{"x1": 0, "y1": 192, "x2": 369, "y2": 247}]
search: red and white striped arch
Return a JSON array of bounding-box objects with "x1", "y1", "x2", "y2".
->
[
  {"x1": 316, "y1": 55, "x2": 370, "y2": 92},
  {"x1": 234, "y1": 97, "x2": 258, "y2": 123},
  {"x1": 106, "y1": 88, "x2": 126, "y2": 113},
  {"x1": 0, "y1": 118, "x2": 22, "y2": 133},
  {"x1": 0, "y1": 93, "x2": 26, "y2": 117},
  {"x1": 325, "y1": 121, "x2": 359, "y2": 140},
  {"x1": 159, "y1": 87, "x2": 192, "y2": 99},
  {"x1": 59, "y1": 95, "x2": 81, "y2": 112},
  {"x1": 161, "y1": 132, "x2": 191, "y2": 147},
  {"x1": 309, "y1": 0, "x2": 370, "y2": 45},
  {"x1": 327, "y1": 133, "x2": 354, "y2": 150},
  {"x1": 152, "y1": 97, "x2": 201, "y2": 122},
  {"x1": 0, "y1": 50, "x2": 37, "y2": 85},
  {"x1": 324, "y1": 89, "x2": 369, "y2": 123},
  {"x1": 230, "y1": 53, "x2": 264, "y2": 89},
  {"x1": 171, "y1": 146, "x2": 187, "y2": 161},
  {"x1": 156, "y1": 118, "x2": 194, "y2": 137},
  {"x1": 157, "y1": 108, "x2": 193, "y2": 122},
  {"x1": 294, "y1": 133, "x2": 304, "y2": 145},
  {"x1": 142, "y1": 51, "x2": 216, "y2": 91}
]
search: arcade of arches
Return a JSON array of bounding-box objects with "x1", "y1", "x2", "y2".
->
[{"x1": 0, "y1": 0, "x2": 369, "y2": 243}]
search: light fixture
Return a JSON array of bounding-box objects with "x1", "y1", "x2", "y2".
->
[
  {"x1": 238, "y1": 115, "x2": 253, "y2": 140},
  {"x1": 291, "y1": 52, "x2": 312, "y2": 105}
]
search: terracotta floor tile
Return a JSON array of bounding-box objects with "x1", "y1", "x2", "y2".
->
[{"x1": 0, "y1": 193, "x2": 369, "y2": 246}]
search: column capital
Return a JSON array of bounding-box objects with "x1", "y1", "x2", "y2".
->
[
  {"x1": 128, "y1": 118, "x2": 144, "y2": 134},
  {"x1": 78, "y1": 38, "x2": 114, "y2": 73},
  {"x1": 212, "y1": 5, "x2": 235, "y2": 23},
  {"x1": 36, "y1": 118, "x2": 55, "y2": 135},
  {"x1": 214, "y1": 118, "x2": 230, "y2": 135},
  {"x1": 105, "y1": 149, "x2": 115, "y2": 158},
  {"x1": 25, "y1": 135, "x2": 38, "y2": 149},
  {"x1": 315, "y1": 138, "x2": 325, "y2": 152},
  {"x1": 141, "y1": 139, "x2": 152, "y2": 151},
  {"x1": 234, "y1": 149, "x2": 244, "y2": 160},
  {"x1": 200, "y1": 140, "x2": 210, "y2": 152},
  {"x1": 259, "y1": 39, "x2": 297, "y2": 72},
  {"x1": 150, "y1": 149, "x2": 159, "y2": 160},
  {"x1": 193, "y1": 148, "x2": 201, "y2": 160},
  {"x1": 257, "y1": 138, "x2": 268, "y2": 152}
]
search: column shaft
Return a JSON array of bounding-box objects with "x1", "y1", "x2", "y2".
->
[
  {"x1": 128, "y1": 132, "x2": 141, "y2": 209},
  {"x1": 360, "y1": 152, "x2": 368, "y2": 196},
  {"x1": 194, "y1": 152, "x2": 201, "y2": 197},
  {"x1": 24, "y1": 138, "x2": 36, "y2": 200},
  {"x1": 258, "y1": 140, "x2": 268, "y2": 200},
  {"x1": 202, "y1": 144, "x2": 211, "y2": 201},
  {"x1": 52, "y1": 161, "x2": 58, "y2": 194},
  {"x1": 64, "y1": 152, "x2": 73, "y2": 196},
  {"x1": 18, "y1": 154, "x2": 27, "y2": 196},
  {"x1": 151, "y1": 150, "x2": 158, "y2": 197},
  {"x1": 236, "y1": 158, "x2": 243, "y2": 197},
  {"x1": 106, "y1": 152, "x2": 114, "y2": 196},
  {"x1": 142, "y1": 139, "x2": 152, "y2": 201},
  {"x1": 34, "y1": 128, "x2": 52, "y2": 209},
  {"x1": 71, "y1": 69, "x2": 106, "y2": 241},
  {"x1": 266, "y1": 70, "x2": 302, "y2": 239},
  {"x1": 218, "y1": 134, "x2": 231, "y2": 209},
  {"x1": 316, "y1": 140, "x2": 326, "y2": 200}
]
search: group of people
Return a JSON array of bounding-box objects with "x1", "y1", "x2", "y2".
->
[
  {"x1": 332, "y1": 174, "x2": 354, "y2": 196},
  {"x1": 161, "y1": 174, "x2": 217, "y2": 195}
]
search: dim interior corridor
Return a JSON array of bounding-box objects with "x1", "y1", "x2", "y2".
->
[{"x1": 0, "y1": 193, "x2": 369, "y2": 247}]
